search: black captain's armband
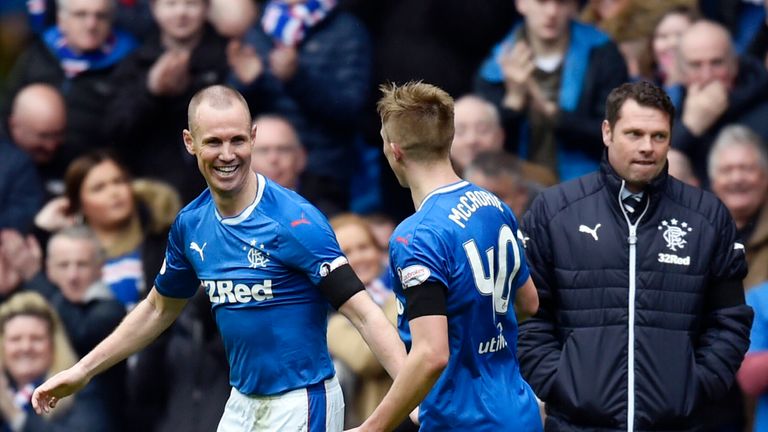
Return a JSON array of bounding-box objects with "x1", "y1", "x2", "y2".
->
[
  {"x1": 405, "y1": 281, "x2": 447, "y2": 320},
  {"x1": 318, "y1": 264, "x2": 365, "y2": 309}
]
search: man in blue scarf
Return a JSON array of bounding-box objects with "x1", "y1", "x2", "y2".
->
[{"x1": 1, "y1": 0, "x2": 136, "y2": 171}]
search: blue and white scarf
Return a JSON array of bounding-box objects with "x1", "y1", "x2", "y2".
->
[
  {"x1": 261, "y1": 0, "x2": 336, "y2": 46},
  {"x1": 42, "y1": 26, "x2": 137, "y2": 78}
]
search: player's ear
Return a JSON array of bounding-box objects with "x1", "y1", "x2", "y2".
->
[
  {"x1": 601, "y1": 120, "x2": 612, "y2": 148},
  {"x1": 390, "y1": 142, "x2": 404, "y2": 161},
  {"x1": 250, "y1": 121, "x2": 258, "y2": 144},
  {"x1": 183, "y1": 129, "x2": 196, "y2": 155}
]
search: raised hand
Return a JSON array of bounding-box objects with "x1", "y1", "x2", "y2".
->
[
  {"x1": 147, "y1": 50, "x2": 192, "y2": 96},
  {"x1": 682, "y1": 80, "x2": 729, "y2": 136},
  {"x1": 227, "y1": 39, "x2": 264, "y2": 85},
  {"x1": 0, "y1": 230, "x2": 42, "y2": 282},
  {"x1": 34, "y1": 196, "x2": 74, "y2": 232},
  {"x1": 268, "y1": 44, "x2": 299, "y2": 82},
  {"x1": 500, "y1": 41, "x2": 535, "y2": 111}
]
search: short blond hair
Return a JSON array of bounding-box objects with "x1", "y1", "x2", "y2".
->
[{"x1": 377, "y1": 81, "x2": 454, "y2": 162}]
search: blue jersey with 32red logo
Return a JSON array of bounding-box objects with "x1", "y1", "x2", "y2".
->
[{"x1": 156, "y1": 174, "x2": 344, "y2": 396}]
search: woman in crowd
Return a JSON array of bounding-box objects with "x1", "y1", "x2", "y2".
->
[
  {"x1": 327, "y1": 213, "x2": 399, "y2": 427},
  {"x1": 35, "y1": 150, "x2": 179, "y2": 310},
  {"x1": 651, "y1": 5, "x2": 699, "y2": 107},
  {"x1": 0, "y1": 291, "x2": 115, "y2": 431}
]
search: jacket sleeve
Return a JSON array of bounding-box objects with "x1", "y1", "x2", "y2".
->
[
  {"x1": 104, "y1": 53, "x2": 161, "y2": 145},
  {"x1": 284, "y1": 14, "x2": 372, "y2": 126},
  {"x1": 517, "y1": 195, "x2": 562, "y2": 400},
  {"x1": 694, "y1": 202, "x2": 753, "y2": 402},
  {"x1": 0, "y1": 148, "x2": 43, "y2": 233},
  {"x1": 555, "y1": 42, "x2": 628, "y2": 160}
]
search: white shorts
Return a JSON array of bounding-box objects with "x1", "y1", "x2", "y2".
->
[{"x1": 217, "y1": 376, "x2": 344, "y2": 432}]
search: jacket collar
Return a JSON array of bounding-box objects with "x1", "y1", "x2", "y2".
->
[{"x1": 599, "y1": 149, "x2": 669, "y2": 219}]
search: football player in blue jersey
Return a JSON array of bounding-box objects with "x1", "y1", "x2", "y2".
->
[
  {"x1": 31, "y1": 85, "x2": 407, "y2": 431},
  {"x1": 351, "y1": 81, "x2": 541, "y2": 432}
]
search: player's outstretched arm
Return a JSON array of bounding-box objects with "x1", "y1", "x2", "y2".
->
[
  {"x1": 349, "y1": 315, "x2": 449, "y2": 432},
  {"x1": 338, "y1": 291, "x2": 407, "y2": 380},
  {"x1": 32, "y1": 288, "x2": 188, "y2": 414},
  {"x1": 515, "y1": 277, "x2": 539, "y2": 316}
]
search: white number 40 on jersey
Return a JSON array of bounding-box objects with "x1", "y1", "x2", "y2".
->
[{"x1": 463, "y1": 225, "x2": 521, "y2": 315}]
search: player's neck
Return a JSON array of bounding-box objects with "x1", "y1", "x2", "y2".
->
[
  {"x1": 408, "y1": 161, "x2": 463, "y2": 210},
  {"x1": 213, "y1": 171, "x2": 259, "y2": 218}
]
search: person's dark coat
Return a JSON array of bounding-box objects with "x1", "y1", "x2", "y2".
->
[{"x1": 519, "y1": 155, "x2": 753, "y2": 431}]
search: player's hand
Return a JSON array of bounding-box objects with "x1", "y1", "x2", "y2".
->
[
  {"x1": 227, "y1": 39, "x2": 264, "y2": 85},
  {"x1": 147, "y1": 50, "x2": 191, "y2": 96},
  {"x1": 682, "y1": 81, "x2": 729, "y2": 136},
  {"x1": 268, "y1": 44, "x2": 298, "y2": 82},
  {"x1": 31, "y1": 365, "x2": 90, "y2": 415},
  {"x1": 34, "y1": 196, "x2": 74, "y2": 232}
]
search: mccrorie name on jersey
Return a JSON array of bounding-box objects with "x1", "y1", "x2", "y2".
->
[
  {"x1": 202, "y1": 280, "x2": 274, "y2": 304},
  {"x1": 447, "y1": 189, "x2": 504, "y2": 229}
]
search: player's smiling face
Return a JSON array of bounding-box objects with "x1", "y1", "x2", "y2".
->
[{"x1": 185, "y1": 102, "x2": 255, "y2": 199}]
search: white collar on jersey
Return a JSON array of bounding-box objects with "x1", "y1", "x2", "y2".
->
[
  {"x1": 417, "y1": 180, "x2": 469, "y2": 212},
  {"x1": 215, "y1": 173, "x2": 267, "y2": 225}
]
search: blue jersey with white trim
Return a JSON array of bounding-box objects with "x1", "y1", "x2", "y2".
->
[
  {"x1": 389, "y1": 181, "x2": 542, "y2": 431},
  {"x1": 156, "y1": 174, "x2": 343, "y2": 396}
]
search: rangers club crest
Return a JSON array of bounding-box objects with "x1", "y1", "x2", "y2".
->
[{"x1": 658, "y1": 219, "x2": 693, "y2": 251}]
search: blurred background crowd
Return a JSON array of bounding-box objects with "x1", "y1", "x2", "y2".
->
[{"x1": 2, "y1": 0, "x2": 768, "y2": 430}]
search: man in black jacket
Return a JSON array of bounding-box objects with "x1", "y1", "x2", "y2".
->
[{"x1": 519, "y1": 81, "x2": 753, "y2": 431}]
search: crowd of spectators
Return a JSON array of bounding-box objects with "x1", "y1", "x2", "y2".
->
[{"x1": 2, "y1": 0, "x2": 768, "y2": 430}]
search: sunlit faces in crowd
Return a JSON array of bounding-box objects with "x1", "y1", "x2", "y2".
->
[
  {"x1": 57, "y1": 0, "x2": 114, "y2": 52},
  {"x1": 652, "y1": 9, "x2": 696, "y2": 84},
  {"x1": 331, "y1": 215, "x2": 383, "y2": 287},
  {"x1": 709, "y1": 125, "x2": 768, "y2": 227},
  {"x1": 451, "y1": 95, "x2": 504, "y2": 173},
  {"x1": 76, "y1": 159, "x2": 135, "y2": 230},
  {"x1": 46, "y1": 231, "x2": 105, "y2": 303},
  {"x1": 151, "y1": 0, "x2": 208, "y2": 44},
  {"x1": 678, "y1": 21, "x2": 738, "y2": 90},
  {"x1": 516, "y1": 0, "x2": 577, "y2": 43},
  {"x1": 8, "y1": 84, "x2": 66, "y2": 165},
  {"x1": 250, "y1": 116, "x2": 306, "y2": 190},
  {"x1": 2, "y1": 315, "x2": 53, "y2": 388}
]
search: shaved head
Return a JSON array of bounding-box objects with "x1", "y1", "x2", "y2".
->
[
  {"x1": 9, "y1": 84, "x2": 67, "y2": 164},
  {"x1": 678, "y1": 20, "x2": 738, "y2": 89},
  {"x1": 187, "y1": 85, "x2": 251, "y2": 136}
]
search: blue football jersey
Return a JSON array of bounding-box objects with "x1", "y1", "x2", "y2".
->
[
  {"x1": 156, "y1": 174, "x2": 346, "y2": 396},
  {"x1": 389, "y1": 181, "x2": 542, "y2": 431}
]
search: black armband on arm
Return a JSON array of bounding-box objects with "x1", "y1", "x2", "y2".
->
[
  {"x1": 706, "y1": 279, "x2": 746, "y2": 310},
  {"x1": 405, "y1": 281, "x2": 448, "y2": 321},
  {"x1": 318, "y1": 264, "x2": 365, "y2": 310}
]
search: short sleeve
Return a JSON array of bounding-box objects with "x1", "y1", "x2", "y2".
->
[
  {"x1": 389, "y1": 225, "x2": 449, "y2": 291},
  {"x1": 154, "y1": 217, "x2": 200, "y2": 298},
  {"x1": 279, "y1": 204, "x2": 347, "y2": 285},
  {"x1": 747, "y1": 286, "x2": 768, "y2": 352}
]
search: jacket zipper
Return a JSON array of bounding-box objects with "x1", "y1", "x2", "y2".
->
[{"x1": 618, "y1": 181, "x2": 649, "y2": 432}]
